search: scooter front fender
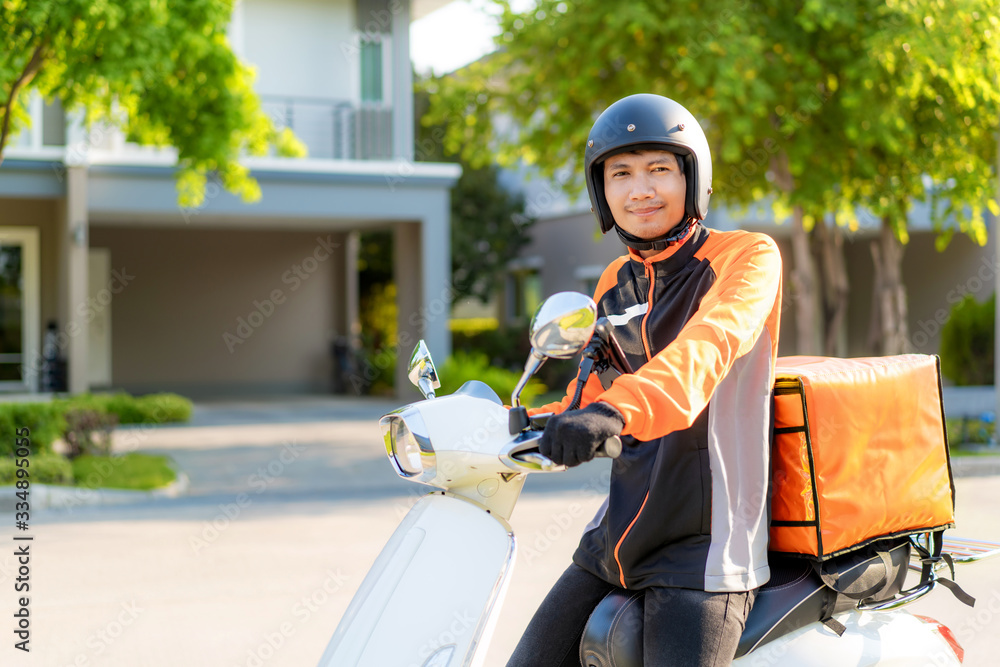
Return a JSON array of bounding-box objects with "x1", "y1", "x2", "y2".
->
[{"x1": 318, "y1": 493, "x2": 516, "y2": 667}]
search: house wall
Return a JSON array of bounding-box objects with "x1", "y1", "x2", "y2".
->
[
  {"x1": 88, "y1": 226, "x2": 348, "y2": 396},
  {"x1": 242, "y1": 0, "x2": 357, "y2": 100},
  {"x1": 519, "y1": 211, "x2": 622, "y2": 296}
]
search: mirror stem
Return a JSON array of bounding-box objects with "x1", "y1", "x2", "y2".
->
[
  {"x1": 417, "y1": 377, "x2": 437, "y2": 400},
  {"x1": 511, "y1": 350, "x2": 546, "y2": 408}
]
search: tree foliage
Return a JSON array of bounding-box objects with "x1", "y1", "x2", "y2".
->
[
  {"x1": 416, "y1": 80, "x2": 532, "y2": 303},
  {"x1": 426, "y1": 0, "x2": 998, "y2": 243},
  {"x1": 425, "y1": 0, "x2": 999, "y2": 355},
  {"x1": 940, "y1": 293, "x2": 995, "y2": 386},
  {"x1": 0, "y1": 0, "x2": 305, "y2": 206}
]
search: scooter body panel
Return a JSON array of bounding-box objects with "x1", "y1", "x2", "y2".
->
[
  {"x1": 318, "y1": 493, "x2": 516, "y2": 667},
  {"x1": 733, "y1": 610, "x2": 961, "y2": 666}
]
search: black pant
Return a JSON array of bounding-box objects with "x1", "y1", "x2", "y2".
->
[{"x1": 506, "y1": 564, "x2": 755, "y2": 667}]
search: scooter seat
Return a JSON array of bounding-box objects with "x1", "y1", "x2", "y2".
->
[
  {"x1": 579, "y1": 542, "x2": 910, "y2": 666},
  {"x1": 734, "y1": 554, "x2": 834, "y2": 658},
  {"x1": 578, "y1": 557, "x2": 830, "y2": 667}
]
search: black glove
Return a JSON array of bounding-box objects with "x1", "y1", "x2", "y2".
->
[{"x1": 539, "y1": 402, "x2": 625, "y2": 467}]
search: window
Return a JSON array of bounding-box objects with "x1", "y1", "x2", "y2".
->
[
  {"x1": 360, "y1": 38, "x2": 383, "y2": 103},
  {"x1": 508, "y1": 268, "x2": 542, "y2": 322}
]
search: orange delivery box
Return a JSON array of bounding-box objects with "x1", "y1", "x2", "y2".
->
[{"x1": 769, "y1": 354, "x2": 956, "y2": 560}]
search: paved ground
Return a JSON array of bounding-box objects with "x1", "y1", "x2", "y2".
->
[{"x1": 2, "y1": 396, "x2": 999, "y2": 667}]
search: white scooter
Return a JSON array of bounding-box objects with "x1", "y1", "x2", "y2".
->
[{"x1": 318, "y1": 292, "x2": 999, "y2": 667}]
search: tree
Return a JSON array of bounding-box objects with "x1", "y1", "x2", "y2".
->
[
  {"x1": 0, "y1": 0, "x2": 304, "y2": 207},
  {"x1": 779, "y1": 1, "x2": 999, "y2": 354},
  {"x1": 425, "y1": 0, "x2": 1000, "y2": 355},
  {"x1": 416, "y1": 78, "x2": 532, "y2": 303}
]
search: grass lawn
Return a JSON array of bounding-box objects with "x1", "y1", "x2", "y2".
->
[
  {"x1": 950, "y1": 447, "x2": 1000, "y2": 457},
  {"x1": 71, "y1": 453, "x2": 177, "y2": 491}
]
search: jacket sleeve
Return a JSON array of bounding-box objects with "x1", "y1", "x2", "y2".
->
[{"x1": 595, "y1": 235, "x2": 782, "y2": 442}]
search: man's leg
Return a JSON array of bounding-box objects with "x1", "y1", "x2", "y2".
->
[
  {"x1": 643, "y1": 586, "x2": 756, "y2": 667},
  {"x1": 506, "y1": 563, "x2": 616, "y2": 667}
]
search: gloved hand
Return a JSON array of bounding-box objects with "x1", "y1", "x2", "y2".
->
[{"x1": 539, "y1": 402, "x2": 625, "y2": 467}]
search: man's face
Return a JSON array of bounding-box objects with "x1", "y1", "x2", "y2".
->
[{"x1": 602, "y1": 149, "x2": 687, "y2": 241}]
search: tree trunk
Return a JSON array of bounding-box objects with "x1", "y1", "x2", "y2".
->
[
  {"x1": 0, "y1": 37, "x2": 50, "y2": 164},
  {"x1": 868, "y1": 217, "x2": 910, "y2": 355},
  {"x1": 771, "y1": 150, "x2": 821, "y2": 356},
  {"x1": 814, "y1": 218, "x2": 849, "y2": 357},
  {"x1": 789, "y1": 206, "x2": 821, "y2": 354}
]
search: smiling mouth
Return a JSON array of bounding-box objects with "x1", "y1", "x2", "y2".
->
[{"x1": 627, "y1": 206, "x2": 663, "y2": 216}]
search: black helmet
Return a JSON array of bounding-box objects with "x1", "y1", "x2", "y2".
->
[{"x1": 585, "y1": 94, "x2": 713, "y2": 248}]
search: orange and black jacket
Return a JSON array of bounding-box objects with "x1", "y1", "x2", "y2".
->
[{"x1": 535, "y1": 222, "x2": 782, "y2": 592}]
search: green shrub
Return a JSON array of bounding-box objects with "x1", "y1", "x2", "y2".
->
[
  {"x1": 357, "y1": 280, "x2": 398, "y2": 395},
  {"x1": 946, "y1": 416, "x2": 995, "y2": 446},
  {"x1": 940, "y1": 294, "x2": 994, "y2": 386},
  {"x1": 452, "y1": 324, "x2": 531, "y2": 371},
  {"x1": 452, "y1": 324, "x2": 579, "y2": 394},
  {"x1": 129, "y1": 393, "x2": 193, "y2": 424},
  {"x1": 58, "y1": 392, "x2": 192, "y2": 424},
  {"x1": 0, "y1": 403, "x2": 65, "y2": 455},
  {"x1": 0, "y1": 452, "x2": 73, "y2": 485},
  {"x1": 437, "y1": 351, "x2": 547, "y2": 406},
  {"x1": 350, "y1": 346, "x2": 397, "y2": 396}
]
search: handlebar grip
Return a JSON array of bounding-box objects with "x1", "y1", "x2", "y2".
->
[{"x1": 596, "y1": 435, "x2": 623, "y2": 459}]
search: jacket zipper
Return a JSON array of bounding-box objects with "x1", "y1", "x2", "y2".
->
[
  {"x1": 613, "y1": 490, "x2": 650, "y2": 587},
  {"x1": 613, "y1": 259, "x2": 657, "y2": 587},
  {"x1": 639, "y1": 260, "x2": 655, "y2": 360}
]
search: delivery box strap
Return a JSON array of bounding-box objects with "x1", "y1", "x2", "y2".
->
[
  {"x1": 773, "y1": 426, "x2": 807, "y2": 435},
  {"x1": 912, "y1": 530, "x2": 976, "y2": 608},
  {"x1": 814, "y1": 541, "x2": 900, "y2": 636},
  {"x1": 813, "y1": 550, "x2": 895, "y2": 601},
  {"x1": 773, "y1": 381, "x2": 804, "y2": 395},
  {"x1": 770, "y1": 520, "x2": 818, "y2": 528}
]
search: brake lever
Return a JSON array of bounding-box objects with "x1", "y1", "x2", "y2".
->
[{"x1": 594, "y1": 318, "x2": 634, "y2": 374}]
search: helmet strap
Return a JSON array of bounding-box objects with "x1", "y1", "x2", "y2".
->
[{"x1": 614, "y1": 219, "x2": 698, "y2": 252}]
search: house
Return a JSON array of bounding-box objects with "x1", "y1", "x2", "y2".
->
[{"x1": 0, "y1": 0, "x2": 460, "y2": 398}]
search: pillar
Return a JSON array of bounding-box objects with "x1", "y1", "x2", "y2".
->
[
  {"x1": 58, "y1": 166, "x2": 89, "y2": 394},
  {"x1": 391, "y1": 0, "x2": 413, "y2": 162}
]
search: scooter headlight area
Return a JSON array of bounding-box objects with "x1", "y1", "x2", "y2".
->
[{"x1": 381, "y1": 412, "x2": 435, "y2": 481}]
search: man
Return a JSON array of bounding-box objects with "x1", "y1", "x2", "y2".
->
[{"x1": 507, "y1": 94, "x2": 783, "y2": 666}]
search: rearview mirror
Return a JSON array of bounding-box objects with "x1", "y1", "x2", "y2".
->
[
  {"x1": 511, "y1": 292, "x2": 597, "y2": 407},
  {"x1": 529, "y1": 292, "x2": 598, "y2": 359},
  {"x1": 407, "y1": 340, "x2": 440, "y2": 399}
]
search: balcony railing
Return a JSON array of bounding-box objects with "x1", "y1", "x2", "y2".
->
[
  {"x1": 260, "y1": 96, "x2": 393, "y2": 161},
  {"x1": 7, "y1": 93, "x2": 394, "y2": 163}
]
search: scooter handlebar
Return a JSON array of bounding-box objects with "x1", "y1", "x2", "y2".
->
[
  {"x1": 507, "y1": 434, "x2": 622, "y2": 471},
  {"x1": 600, "y1": 435, "x2": 623, "y2": 459}
]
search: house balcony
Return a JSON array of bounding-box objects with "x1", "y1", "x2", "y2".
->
[
  {"x1": 4, "y1": 93, "x2": 399, "y2": 166},
  {"x1": 260, "y1": 95, "x2": 394, "y2": 161}
]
